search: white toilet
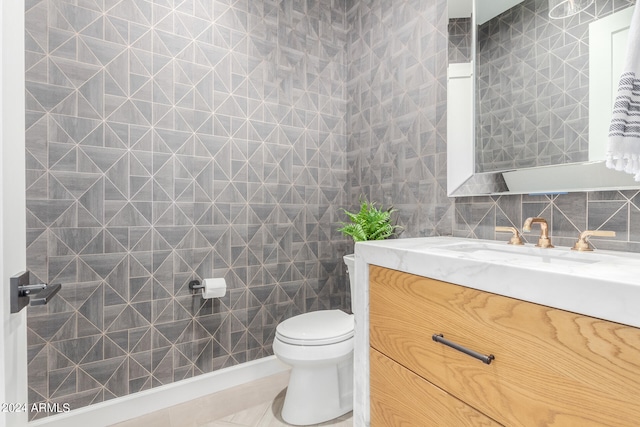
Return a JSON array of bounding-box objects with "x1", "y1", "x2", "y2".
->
[{"x1": 272, "y1": 254, "x2": 356, "y2": 425}]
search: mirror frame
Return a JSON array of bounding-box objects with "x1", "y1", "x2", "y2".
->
[{"x1": 447, "y1": 0, "x2": 640, "y2": 197}]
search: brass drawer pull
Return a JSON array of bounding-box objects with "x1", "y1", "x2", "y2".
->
[{"x1": 432, "y1": 334, "x2": 495, "y2": 365}]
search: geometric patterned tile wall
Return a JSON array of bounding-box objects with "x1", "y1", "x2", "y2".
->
[
  {"x1": 454, "y1": 190, "x2": 640, "y2": 253},
  {"x1": 346, "y1": 0, "x2": 454, "y2": 237},
  {"x1": 448, "y1": 17, "x2": 471, "y2": 64},
  {"x1": 25, "y1": 0, "x2": 350, "y2": 418},
  {"x1": 476, "y1": 0, "x2": 635, "y2": 173}
]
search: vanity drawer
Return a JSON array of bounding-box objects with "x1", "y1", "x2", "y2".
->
[
  {"x1": 370, "y1": 347, "x2": 502, "y2": 426},
  {"x1": 369, "y1": 265, "x2": 640, "y2": 427}
]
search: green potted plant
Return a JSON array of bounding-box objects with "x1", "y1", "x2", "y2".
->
[
  {"x1": 339, "y1": 198, "x2": 402, "y2": 277},
  {"x1": 338, "y1": 199, "x2": 402, "y2": 242}
]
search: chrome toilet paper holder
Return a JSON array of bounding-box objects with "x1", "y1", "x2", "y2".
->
[
  {"x1": 189, "y1": 278, "x2": 226, "y2": 299},
  {"x1": 10, "y1": 271, "x2": 62, "y2": 313}
]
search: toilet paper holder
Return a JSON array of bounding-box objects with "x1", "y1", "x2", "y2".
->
[{"x1": 189, "y1": 278, "x2": 226, "y2": 298}]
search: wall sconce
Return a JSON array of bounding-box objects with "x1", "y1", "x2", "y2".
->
[{"x1": 549, "y1": 0, "x2": 594, "y2": 19}]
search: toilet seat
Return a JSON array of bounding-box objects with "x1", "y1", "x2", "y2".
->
[{"x1": 275, "y1": 310, "x2": 354, "y2": 346}]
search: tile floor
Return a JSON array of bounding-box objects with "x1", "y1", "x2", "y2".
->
[{"x1": 112, "y1": 371, "x2": 353, "y2": 427}]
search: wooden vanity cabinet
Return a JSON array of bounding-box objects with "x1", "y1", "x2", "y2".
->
[{"x1": 369, "y1": 265, "x2": 640, "y2": 427}]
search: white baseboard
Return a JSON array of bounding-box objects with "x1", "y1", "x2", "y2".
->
[{"x1": 29, "y1": 356, "x2": 289, "y2": 427}]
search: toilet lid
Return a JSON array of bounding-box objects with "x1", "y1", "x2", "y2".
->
[{"x1": 276, "y1": 310, "x2": 354, "y2": 345}]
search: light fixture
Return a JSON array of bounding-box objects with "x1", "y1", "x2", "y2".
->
[{"x1": 548, "y1": 0, "x2": 594, "y2": 19}]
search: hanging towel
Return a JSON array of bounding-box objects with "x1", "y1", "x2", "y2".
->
[{"x1": 606, "y1": 2, "x2": 640, "y2": 180}]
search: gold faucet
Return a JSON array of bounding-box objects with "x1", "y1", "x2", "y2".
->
[
  {"x1": 495, "y1": 226, "x2": 524, "y2": 245},
  {"x1": 571, "y1": 230, "x2": 616, "y2": 251},
  {"x1": 522, "y1": 217, "x2": 554, "y2": 248}
]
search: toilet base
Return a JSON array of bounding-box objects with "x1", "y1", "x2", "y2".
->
[{"x1": 280, "y1": 352, "x2": 353, "y2": 425}]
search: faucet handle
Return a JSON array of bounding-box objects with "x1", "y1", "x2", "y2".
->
[
  {"x1": 571, "y1": 230, "x2": 616, "y2": 251},
  {"x1": 495, "y1": 226, "x2": 524, "y2": 245}
]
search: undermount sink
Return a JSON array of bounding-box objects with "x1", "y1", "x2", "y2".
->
[{"x1": 440, "y1": 241, "x2": 602, "y2": 266}]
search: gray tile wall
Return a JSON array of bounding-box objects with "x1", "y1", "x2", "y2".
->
[
  {"x1": 454, "y1": 190, "x2": 640, "y2": 252},
  {"x1": 476, "y1": 0, "x2": 635, "y2": 173},
  {"x1": 448, "y1": 17, "x2": 471, "y2": 64},
  {"x1": 24, "y1": 0, "x2": 350, "y2": 418},
  {"x1": 346, "y1": 0, "x2": 453, "y2": 237}
]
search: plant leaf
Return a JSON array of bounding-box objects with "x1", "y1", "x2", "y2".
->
[{"x1": 338, "y1": 197, "x2": 401, "y2": 242}]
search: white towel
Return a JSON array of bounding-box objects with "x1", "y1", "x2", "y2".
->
[{"x1": 606, "y1": 2, "x2": 640, "y2": 181}]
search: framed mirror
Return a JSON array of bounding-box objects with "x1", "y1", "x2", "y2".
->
[{"x1": 447, "y1": 0, "x2": 640, "y2": 196}]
